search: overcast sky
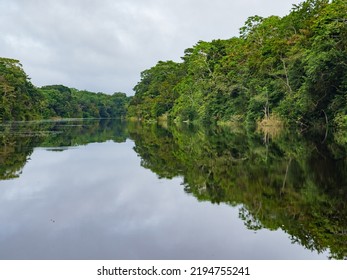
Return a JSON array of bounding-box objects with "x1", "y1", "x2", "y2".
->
[{"x1": 0, "y1": 0, "x2": 302, "y2": 95}]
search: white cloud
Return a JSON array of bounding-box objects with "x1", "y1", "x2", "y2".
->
[{"x1": 0, "y1": 0, "x2": 302, "y2": 94}]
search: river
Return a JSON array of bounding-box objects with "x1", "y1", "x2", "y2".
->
[{"x1": 0, "y1": 119, "x2": 346, "y2": 259}]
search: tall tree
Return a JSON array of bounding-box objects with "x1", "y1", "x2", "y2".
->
[{"x1": 0, "y1": 57, "x2": 43, "y2": 121}]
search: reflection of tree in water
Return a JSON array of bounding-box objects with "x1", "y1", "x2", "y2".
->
[
  {"x1": 0, "y1": 124, "x2": 42, "y2": 180},
  {"x1": 0, "y1": 119, "x2": 128, "y2": 180},
  {"x1": 128, "y1": 123, "x2": 347, "y2": 259},
  {"x1": 1, "y1": 120, "x2": 346, "y2": 258}
]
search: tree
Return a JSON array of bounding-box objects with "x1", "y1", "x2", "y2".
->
[{"x1": 0, "y1": 57, "x2": 43, "y2": 121}]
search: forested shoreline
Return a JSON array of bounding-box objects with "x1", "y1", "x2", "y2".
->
[
  {"x1": 128, "y1": 0, "x2": 347, "y2": 129},
  {"x1": 1, "y1": 0, "x2": 346, "y2": 131},
  {"x1": 0, "y1": 58, "x2": 128, "y2": 121}
]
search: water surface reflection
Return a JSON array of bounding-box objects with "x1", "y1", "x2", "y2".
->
[{"x1": 0, "y1": 120, "x2": 346, "y2": 259}]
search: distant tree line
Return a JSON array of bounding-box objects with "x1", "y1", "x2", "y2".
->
[
  {"x1": 127, "y1": 0, "x2": 347, "y2": 129},
  {"x1": 0, "y1": 58, "x2": 129, "y2": 121},
  {"x1": 40, "y1": 85, "x2": 128, "y2": 119}
]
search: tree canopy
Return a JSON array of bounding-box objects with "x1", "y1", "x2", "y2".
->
[
  {"x1": 0, "y1": 58, "x2": 43, "y2": 121},
  {"x1": 128, "y1": 0, "x2": 347, "y2": 130},
  {"x1": 0, "y1": 58, "x2": 129, "y2": 121}
]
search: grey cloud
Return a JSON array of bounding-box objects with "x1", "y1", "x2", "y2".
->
[{"x1": 0, "y1": 0, "x2": 301, "y2": 94}]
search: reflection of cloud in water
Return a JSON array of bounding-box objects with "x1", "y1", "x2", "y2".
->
[{"x1": 0, "y1": 140, "x2": 328, "y2": 260}]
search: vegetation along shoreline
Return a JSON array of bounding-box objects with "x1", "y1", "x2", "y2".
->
[{"x1": 1, "y1": 0, "x2": 346, "y2": 136}]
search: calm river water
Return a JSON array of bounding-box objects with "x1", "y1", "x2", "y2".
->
[{"x1": 0, "y1": 119, "x2": 346, "y2": 259}]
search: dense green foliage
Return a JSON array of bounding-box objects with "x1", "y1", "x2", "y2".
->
[
  {"x1": 0, "y1": 58, "x2": 129, "y2": 121},
  {"x1": 40, "y1": 85, "x2": 128, "y2": 119},
  {"x1": 0, "y1": 58, "x2": 43, "y2": 121},
  {"x1": 128, "y1": 0, "x2": 347, "y2": 129}
]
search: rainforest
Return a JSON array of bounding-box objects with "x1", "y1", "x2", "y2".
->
[
  {"x1": 128, "y1": 0, "x2": 347, "y2": 131},
  {"x1": 1, "y1": 0, "x2": 347, "y2": 131},
  {"x1": 0, "y1": 0, "x2": 347, "y2": 260}
]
